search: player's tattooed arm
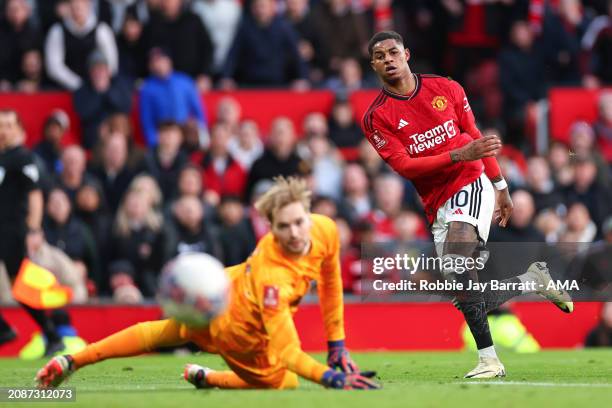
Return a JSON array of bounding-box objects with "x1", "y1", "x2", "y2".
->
[
  {"x1": 450, "y1": 135, "x2": 502, "y2": 163},
  {"x1": 450, "y1": 150, "x2": 462, "y2": 163}
]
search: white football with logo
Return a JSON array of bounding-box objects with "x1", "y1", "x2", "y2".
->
[{"x1": 158, "y1": 253, "x2": 230, "y2": 327}]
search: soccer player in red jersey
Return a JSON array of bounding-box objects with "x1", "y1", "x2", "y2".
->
[{"x1": 362, "y1": 31, "x2": 574, "y2": 378}]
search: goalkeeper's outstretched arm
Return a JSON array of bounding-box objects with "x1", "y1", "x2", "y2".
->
[
  {"x1": 264, "y1": 306, "x2": 330, "y2": 384},
  {"x1": 263, "y1": 304, "x2": 380, "y2": 389}
]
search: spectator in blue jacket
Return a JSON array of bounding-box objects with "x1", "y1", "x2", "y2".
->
[
  {"x1": 220, "y1": 0, "x2": 309, "y2": 90},
  {"x1": 139, "y1": 46, "x2": 208, "y2": 147}
]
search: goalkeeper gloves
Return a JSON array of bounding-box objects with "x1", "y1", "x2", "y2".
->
[
  {"x1": 327, "y1": 340, "x2": 358, "y2": 373},
  {"x1": 321, "y1": 369, "x2": 380, "y2": 390}
]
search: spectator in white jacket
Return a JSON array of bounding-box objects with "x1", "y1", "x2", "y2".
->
[
  {"x1": 191, "y1": 0, "x2": 241, "y2": 74},
  {"x1": 44, "y1": 0, "x2": 117, "y2": 90}
]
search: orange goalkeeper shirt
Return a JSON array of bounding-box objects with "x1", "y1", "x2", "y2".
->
[{"x1": 184, "y1": 213, "x2": 345, "y2": 387}]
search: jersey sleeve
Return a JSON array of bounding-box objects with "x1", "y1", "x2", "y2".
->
[
  {"x1": 361, "y1": 110, "x2": 453, "y2": 179},
  {"x1": 450, "y1": 81, "x2": 502, "y2": 180},
  {"x1": 257, "y1": 273, "x2": 329, "y2": 384},
  {"x1": 317, "y1": 219, "x2": 345, "y2": 342}
]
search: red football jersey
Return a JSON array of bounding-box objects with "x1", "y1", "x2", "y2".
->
[{"x1": 361, "y1": 74, "x2": 491, "y2": 224}]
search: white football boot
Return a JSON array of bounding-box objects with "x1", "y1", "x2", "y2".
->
[
  {"x1": 524, "y1": 262, "x2": 574, "y2": 313},
  {"x1": 464, "y1": 357, "x2": 506, "y2": 379}
]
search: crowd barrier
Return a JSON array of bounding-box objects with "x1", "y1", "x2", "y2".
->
[{"x1": 549, "y1": 87, "x2": 612, "y2": 143}]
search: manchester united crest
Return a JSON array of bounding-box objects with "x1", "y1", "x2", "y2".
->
[{"x1": 431, "y1": 95, "x2": 448, "y2": 111}]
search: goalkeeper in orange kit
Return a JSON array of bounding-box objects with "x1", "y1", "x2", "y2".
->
[{"x1": 36, "y1": 177, "x2": 379, "y2": 390}]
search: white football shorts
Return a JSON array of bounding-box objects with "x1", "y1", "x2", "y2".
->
[{"x1": 431, "y1": 172, "x2": 495, "y2": 246}]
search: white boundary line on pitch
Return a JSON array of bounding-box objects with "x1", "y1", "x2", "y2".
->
[{"x1": 455, "y1": 381, "x2": 612, "y2": 388}]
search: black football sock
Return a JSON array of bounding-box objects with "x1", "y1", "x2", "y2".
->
[
  {"x1": 459, "y1": 300, "x2": 493, "y2": 350},
  {"x1": 482, "y1": 277, "x2": 523, "y2": 312},
  {"x1": 455, "y1": 272, "x2": 493, "y2": 350},
  {"x1": 19, "y1": 302, "x2": 61, "y2": 344}
]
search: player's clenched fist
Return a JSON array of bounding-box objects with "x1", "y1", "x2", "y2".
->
[
  {"x1": 321, "y1": 369, "x2": 381, "y2": 390},
  {"x1": 450, "y1": 135, "x2": 502, "y2": 162}
]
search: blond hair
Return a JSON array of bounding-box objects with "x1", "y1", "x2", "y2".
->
[
  {"x1": 129, "y1": 174, "x2": 163, "y2": 208},
  {"x1": 254, "y1": 176, "x2": 311, "y2": 222},
  {"x1": 114, "y1": 175, "x2": 163, "y2": 237},
  {"x1": 114, "y1": 189, "x2": 163, "y2": 237}
]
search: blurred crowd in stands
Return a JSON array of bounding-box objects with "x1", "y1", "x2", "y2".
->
[
  {"x1": 0, "y1": 0, "x2": 610, "y2": 301},
  {"x1": 1, "y1": 0, "x2": 612, "y2": 126}
]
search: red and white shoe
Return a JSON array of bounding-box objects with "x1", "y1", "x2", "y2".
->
[
  {"x1": 35, "y1": 355, "x2": 75, "y2": 389},
  {"x1": 183, "y1": 364, "x2": 214, "y2": 389}
]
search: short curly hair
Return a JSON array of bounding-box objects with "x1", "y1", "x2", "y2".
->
[
  {"x1": 254, "y1": 176, "x2": 312, "y2": 223},
  {"x1": 368, "y1": 31, "x2": 404, "y2": 58}
]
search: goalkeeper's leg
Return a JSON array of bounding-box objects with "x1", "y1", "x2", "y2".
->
[
  {"x1": 184, "y1": 366, "x2": 254, "y2": 389},
  {"x1": 72, "y1": 319, "x2": 187, "y2": 368},
  {"x1": 184, "y1": 364, "x2": 298, "y2": 389},
  {"x1": 36, "y1": 319, "x2": 187, "y2": 388}
]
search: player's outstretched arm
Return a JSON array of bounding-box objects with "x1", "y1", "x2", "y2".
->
[
  {"x1": 264, "y1": 305, "x2": 332, "y2": 382},
  {"x1": 316, "y1": 222, "x2": 358, "y2": 373},
  {"x1": 381, "y1": 133, "x2": 500, "y2": 179},
  {"x1": 277, "y1": 330, "x2": 380, "y2": 389},
  {"x1": 263, "y1": 301, "x2": 379, "y2": 389},
  {"x1": 363, "y1": 112, "x2": 500, "y2": 179},
  {"x1": 362, "y1": 121, "x2": 451, "y2": 179}
]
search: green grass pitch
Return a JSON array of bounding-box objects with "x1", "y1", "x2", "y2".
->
[{"x1": 1, "y1": 350, "x2": 611, "y2": 408}]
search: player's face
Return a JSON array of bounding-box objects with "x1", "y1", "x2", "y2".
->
[
  {"x1": 271, "y1": 201, "x2": 312, "y2": 255},
  {"x1": 370, "y1": 39, "x2": 410, "y2": 83}
]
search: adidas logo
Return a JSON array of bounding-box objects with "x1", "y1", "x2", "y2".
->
[
  {"x1": 397, "y1": 119, "x2": 409, "y2": 130},
  {"x1": 453, "y1": 208, "x2": 463, "y2": 215}
]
